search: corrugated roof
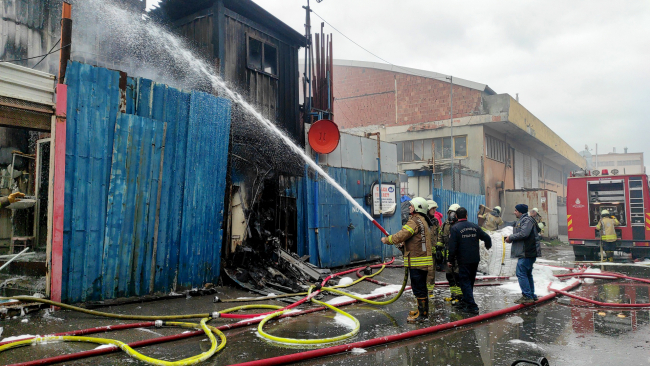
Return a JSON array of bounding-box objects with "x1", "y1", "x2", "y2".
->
[{"x1": 334, "y1": 59, "x2": 496, "y2": 94}]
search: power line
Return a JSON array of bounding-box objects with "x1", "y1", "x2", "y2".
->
[
  {"x1": 311, "y1": 10, "x2": 452, "y2": 83},
  {"x1": 0, "y1": 43, "x2": 70, "y2": 64},
  {"x1": 33, "y1": 39, "x2": 61, "y2": 69}
]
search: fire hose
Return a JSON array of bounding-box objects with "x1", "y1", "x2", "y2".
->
[{"x1": 2, "y1": 263, "x2": 649, "y2": 365}]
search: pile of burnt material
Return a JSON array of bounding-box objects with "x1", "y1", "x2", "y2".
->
[{"x1": 224, "y1": 236, "x2": 331, "y2": 301}]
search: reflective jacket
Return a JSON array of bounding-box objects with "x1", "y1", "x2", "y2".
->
[
  {"x1": 427, "y1": 215, "x2": 441, "y2": 250},
  {"x1": 596, "y1": 217, "x2": 620, "y2": 242},
  {"x1": 387, "y1": 213, "x2": 433, "y2": 269},
  {"x1": 481, "y1": 212, "x2": 503, "y2": 231}
]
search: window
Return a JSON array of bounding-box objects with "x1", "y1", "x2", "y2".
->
[
  {"x1": 403, "y1": 141, "x2": 413, "y2": 162},
  {"x1": 618, "y1": 160, "x2": 642, "y2": 166},
  {"x1": 413, "y1": 140, "x2": 423, "y2": 161},
  {"x1": 263, "y1": 43, "x2": 277, "y2": 75},
  {"x1": 247, "y1": 36, "x2": 278, "y2": 77},
  {"x1": 422, "y1": 139, "x2": 433, "y2": 162},
  {"x1": 486, "y1": 135, "x2": 506, "y2": 163},
  {"x1": 597, "y1": 161, "x2": 615, "y2": 167},
  {"x1": 454, "y1": 136, "x2": 467, "y2": 158},
  {"x1": 396, "y1": 142, "x2": 404, "y2": 162}
]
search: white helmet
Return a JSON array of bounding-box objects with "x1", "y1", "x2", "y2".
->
[
  {"x1": 494, "y1": 206, "x2": 502, "y2": 213},
  {"x1": 426, "y1": 200, "x2": 438, "y2": 210},
  {"x1": 532, "y1": 208, "x2": 539, "y2": 213},
  {"x1": 601, "y1": 209, "x2": 610, "y2": 216},
  {"x1": 410, "y1": 197, "x2": 429, "y2": 215},
  {"x1": 448, "y1": 203, "x2": 460, "y2": 212}
]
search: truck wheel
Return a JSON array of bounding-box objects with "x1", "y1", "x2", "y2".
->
[{"x1": 573, "y1": 246, "x2": 592, "y2": 261}]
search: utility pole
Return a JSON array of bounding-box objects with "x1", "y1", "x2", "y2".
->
[
  {"x1": 448, "y1": 75, "x2": 454, "y2": 191},
  {"x1": 303, "y1": 0, "x2": 312, "y2": 125}
]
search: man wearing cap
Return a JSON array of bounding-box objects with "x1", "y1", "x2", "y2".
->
[
  {"x1": 0, "y1": 192, "x2": 25, "y2": 209},
  {"x1": 505, "y1": 204, "x2": 541, "y2": 304}
]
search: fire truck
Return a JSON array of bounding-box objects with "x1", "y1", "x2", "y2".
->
[{"x1": 567, "y1": 169, "x2": 650, "y2": 261}]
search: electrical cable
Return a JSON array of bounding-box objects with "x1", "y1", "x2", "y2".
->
[
  {"x1": 32, "y1": 38, "x2": 61, "y2": 69},
  {"x1": 0, "y1": 44, "x2": 70, "y2": 64}
]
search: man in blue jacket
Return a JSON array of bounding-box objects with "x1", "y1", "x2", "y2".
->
[
  {"x1": 505, "y1": 204, "x2": 541, "y2": 304},
  {"x1": 448, "y1": 207, "x2": 492, "y2": 315}
]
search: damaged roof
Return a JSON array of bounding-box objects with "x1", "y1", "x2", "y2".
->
[{"x1": 150, "y1": 0, "x2": 306, "y2": 46}]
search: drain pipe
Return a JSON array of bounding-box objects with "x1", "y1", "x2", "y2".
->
[{"x1": 58, "y1": 2, "x2": 72, "y2": 83}]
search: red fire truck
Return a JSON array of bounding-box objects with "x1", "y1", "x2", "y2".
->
[{"x1": 567, "y1": 170, "x2": 650, "y2": 260}]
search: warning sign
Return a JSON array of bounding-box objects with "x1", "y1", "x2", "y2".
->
[{"x1": 372, "y1": 183, "x2": 397, "y2": 217}]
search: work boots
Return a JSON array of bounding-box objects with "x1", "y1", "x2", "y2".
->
[{"x1": 407, "y1": 297, "x2": 429, "y2": 323}]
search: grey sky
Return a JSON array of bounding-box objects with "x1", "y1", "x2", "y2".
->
[{"x1": 148, "y1": 0, "x2": 650, "y2": 169}]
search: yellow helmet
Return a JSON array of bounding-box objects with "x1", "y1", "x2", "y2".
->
[{"x1": 448, "y1": 203, "x2": 461, "y2": 212}]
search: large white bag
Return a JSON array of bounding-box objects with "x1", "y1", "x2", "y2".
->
[{"x1": 478, "y1": 226, "x2": 517, "y2": 277}]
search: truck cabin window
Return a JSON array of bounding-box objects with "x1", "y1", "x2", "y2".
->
[{"x1": 588, "y1": 180, "x2": 626, "y2": 226}]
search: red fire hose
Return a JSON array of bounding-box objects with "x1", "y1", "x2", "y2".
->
[{"x1": 227, "y1": 280, "x2": 583, "y2": 366}]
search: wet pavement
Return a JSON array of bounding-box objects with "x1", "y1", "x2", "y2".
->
[{"x1": 2, "y1": 244, "x2": 650, "y2": 365}]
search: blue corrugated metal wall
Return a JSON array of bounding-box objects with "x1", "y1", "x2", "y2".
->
[
  {"x1": 305, "y1": 167, "x2": 401, "y2": 268},
  {"x1": 432, "y1": 188, "x2": 485, "y2": 224},
  {"x1": 63, "y1": 62, "x2": 231, "y2": 303}
]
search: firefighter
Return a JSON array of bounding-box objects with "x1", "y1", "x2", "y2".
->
[
  {"x1": 426, "y1": 199, "x2": 442, "y2": 298},
  {"x1": 478, "y1": 206, "x2": 503, "y2": 231},
  {"x1": 381, "y1": 197, "x2": 434, "y2": 323},
  {"x1": 0, "y1": 192, "x2": 25, "y2": 209},
  {"x1": 438, "y1": 203, "x2": 463, "y2": 303},
  {"x1": 596, "y1": 209, "x2": 620, "y2": 262},
  {"x1": 530, "y1": 208, "x2": 545, "y2": 234}
]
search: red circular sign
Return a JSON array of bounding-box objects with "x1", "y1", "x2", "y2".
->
[{"x1": 308, "y1": 119, "x2": 340, "y2": 154}]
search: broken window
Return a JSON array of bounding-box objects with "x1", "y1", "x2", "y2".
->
[
  {"x1": 247, "y1": 36, "x2": 279, "y2": 77},
  {"x1": 247, "y1": 37, "x2": 263, "y2": 71},
  {"x1": 422, "y1": 139, "x2": 433, "y2": 162},
  {"x1": 263, "y1": 43, "x2": 277, "y2": 75}
]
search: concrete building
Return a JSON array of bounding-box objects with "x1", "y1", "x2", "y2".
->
[
  {"x1": 333, "y1": 59, "x2": 586, "y2": 210},
  {"x1": 593, "y1": 150, "x2": 645, "y2": 175}
]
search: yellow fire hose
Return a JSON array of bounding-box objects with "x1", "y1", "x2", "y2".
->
[
  {"x1": 0, "y1": 263, "x2": 408, "y2": 362},
  {"x1": 0, "y1": 318, "x2": 226, "y2": 366},
  {"x1": 257, "y1": 265, "x2": 409, "y2": 346}
]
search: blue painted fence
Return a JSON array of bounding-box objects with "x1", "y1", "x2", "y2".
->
[
  {"x1": 432, "y1": 188, "x2": 485, "y2": 224},
  {"x1": 304, "y1": 167, "x2": 402, "y2": 268},
  {"x1": 63, "y1": 62, "x2": 231, "y2": 303}
]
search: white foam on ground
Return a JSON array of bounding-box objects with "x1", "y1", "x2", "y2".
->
[
  {"x1": 584, "y1": 278, "x2": 595, "y2": 284},
  {"x1": 333, "y1": 313, "x2": 357, "y2": 330},
  {"x1": 350, "y1": 347, "x2": 367, "y2": 354},
  {"x1": 499, "y1": 266, "x2": 578, "y2": 296},
  {"x1": 534, "y1": 258, "x2": 556, "y2": 263},
  {"x1": 21, "y1": 319, "x2": 28, "y2": 323},
  {"x1": 338, "y1": 277, "x2": 355, "y2": 286},
  {"x1": 585, "y1": 268, "x2": 602, "y2": 273},
  {"x1": 94, "y1": 344, "x2": 117, "y2": 350},
  {"x1": 509, "y1": 339, "x2": 543, "y2": 350},
  {"x1": 505, "y1": 316, "x2": 524, "y2": 324},
  {"x1": 1, "y1": 334, "x2": 36, "y2": 342}
]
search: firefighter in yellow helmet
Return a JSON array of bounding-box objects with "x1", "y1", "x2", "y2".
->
[
  {"x1": 479, "y1": 206, "x2": 503, "y2": 231},
  {"x1": 381, "y1": 197, "x2": 434, "y2": 323},
  {"x1": 437, "y1": 203, "x2": 463, "y2": 303},
  {"x1": 425, "y1": 199, "x2": 441, "y2": 298},
  {"x1": 0, "y1": 192, "x2": 25, "y2": 209},
  {"x1": 596, "y1": 209, "x2": 620, "y2": 262}
]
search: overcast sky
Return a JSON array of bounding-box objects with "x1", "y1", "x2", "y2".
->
[{"x1": 148, "y1": 0, "x2": 650, "y2": 169}]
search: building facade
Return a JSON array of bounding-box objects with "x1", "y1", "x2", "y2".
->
[
  {"x1": 594, "y1": 151, "x2": 645, "y2": 175},
  {"x1": 333, "y1": 60, "x2": 586, "y2": 210}
]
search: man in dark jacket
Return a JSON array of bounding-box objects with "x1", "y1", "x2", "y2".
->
[
  {"x1": 448, "y1": 207, "x2": 492, "y2": 315},
  {"x1": 505, "y1": 204, "x2": 540, "y2": 304}
]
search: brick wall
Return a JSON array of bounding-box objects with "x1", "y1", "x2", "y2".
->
[{"x1": 333, "y1": 66, "x2": 483, "y2": 129}]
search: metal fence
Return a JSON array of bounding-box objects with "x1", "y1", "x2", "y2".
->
[{"x1": 432, "y1": 188, "x2": 485, "y2": 224}]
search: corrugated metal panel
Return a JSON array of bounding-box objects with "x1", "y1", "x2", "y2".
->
[
  {"x1": 178, "y1": 92, "x2": 231, "y2": 287},
  {"x1": 341, "y1": 134, "x2": 363, "y2": 170},
  {"x1": 0, "y1": 62, "x2": 55, "y2": 105},
  {"x1": 103, "y1": 114, "x2": 165, "y2": 299},
  {"x1": 63, "y1": 62, "x2": 231, "y2": 302},
  {"x1": 432, "y1": 188, "x2": 485, "y2": 225},
  {"x1": 360, "y1": 137, "x2": 378, "y2": 171},
  {"x1": 63, "y1": 62, "x2": 121, "y2": 302}
]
